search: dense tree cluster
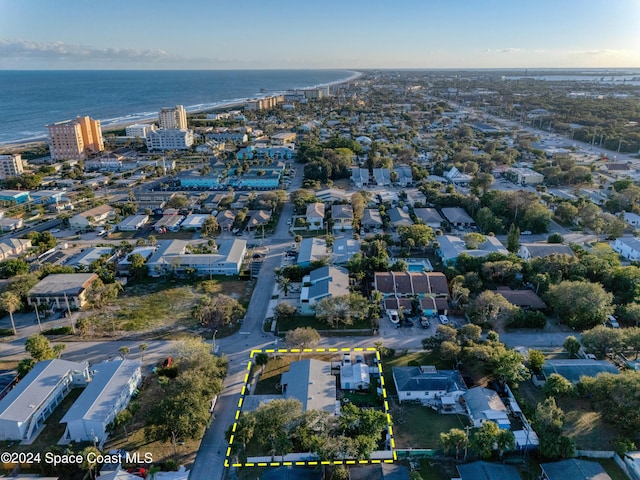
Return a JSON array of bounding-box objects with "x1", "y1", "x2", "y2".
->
[{"x1": 229, "y1": 400, "x2": 387, "y2": 461}]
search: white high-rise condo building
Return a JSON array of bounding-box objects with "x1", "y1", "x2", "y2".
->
[
  {"x1": 158, "y1": 105, "x2": 187, "y2": 130},
  {"x1": 146, "y1": 129, "x2": 194, "y2": 151}
]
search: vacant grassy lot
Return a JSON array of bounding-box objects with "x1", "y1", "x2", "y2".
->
[
  {"x1": 84, "y1": 277, "x2": 252, "y2": 337},
  {"x1": 515, "y1": 380, "x2": 619, "y2": 451},
  {"x1": 391, "y1": 401, "x2": 470, "y2": 449}
]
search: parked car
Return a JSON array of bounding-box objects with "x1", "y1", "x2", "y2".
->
[
  {"x1": 127, "y1": 467, "x2": 148, "y2": 479},
  {"x1": 439, "y1": 314, "x2": 449, "y2": 325},
  {"x1": 420, "y1": 316, "x2": 431, "y2": 328},
  {"x1": 521, "y1": 230, "x2": 532, "y2": 235}
]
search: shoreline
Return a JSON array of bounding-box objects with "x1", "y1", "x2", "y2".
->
[{"x1": 0, "y1": 70, "x2": 364, "y2": 152}]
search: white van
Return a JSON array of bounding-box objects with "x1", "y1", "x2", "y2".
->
[
  {"x1": 439, "y1": 315, "x2": 449, "y2": 325},
  {"x1": 607, "y1": 315, "x2": 620, "y2": 328}
]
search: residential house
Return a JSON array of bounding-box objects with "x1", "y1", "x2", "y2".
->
[
  {"x1": 332, "y1": 204, "x2": 354, "y2": 232},
  {"x1": 315, "y1": 188, "x2": 349, "y2": 204},
  {"x1": 332, "y1": 237, "x2": 361, "y2": 265},
  {"x1": 348, "y1": 464, "x2": 410, "y2": 480},
  {"x1": 441, "y1": 207, "x2": 475, "y2": 227},
  {"x1": 181, "y1": 214, "x2": 210, "y2": 230},
  {"x1": 351, "y1": 168, "x2": 370, "y2": 188},
  {"x1": 300, "y1": 266, "x2": 349, "y2": 315},
  {"x1": 457, "y1": 461, "x2": 523, "y2": 480},
  {"x1": 216, "y1": 210, "x2": 236, "y2": 231},
  {"x1": 611, "y1": 237, "x2": 640, "y2": 261},
  {"x1": 297, "y1": 238, "x2": 328, "y2": 267},
  {"x1": 60, "y1": 360, "x2": 142, "y2": 445},
  {"x1": 261, "y1": 467, "x2": 323, "y2": 480},
  {"x1": 388, "y1": 207, "x2": 413, "y2": 228},
  {"x1": 413, "y1": 208, "x2": 444, "y2": 229},
  {"x1": 69, "y1": 205, "x2": 115, "y2": 230},
  {"x1": 66, "y1": 247, "x2": 115, "y2": 269},
  {"x1": 542, "y1": 359, "x2": 618, "y2": 384},
  {"x1": 117, "y1": 247, "x2": 156, "y2": 276},
  {"x1": 374, "y1": 271, "x2": 449, "y2": 298},
  {"x1": 493, "y1": 287, "x2": 546, "y2": 310},
  {"x1": 27, "y1": 273, "x2": 99, "y2": 310},
  {"x1": 464, "y1": 387, "x2": 510, "y2": 429},
  {"x1": 133, "y1": 191, "x2": 175, "y2": 214},
  {"x1": 0, "y1": 238, "x2": 32, "y2": 260},
  {"x1": 116, "y1": 214, "x2": 148, "y2": 232},
  {"x1": 281, "y1": 359, "x2": 337, "y2": 414},
  {"x1": 154, "y1": 214, "x2": 184, "y2": 233},
  {"x1": 624, "y1": 211, "x2": 640, "y2": 229},
  {"x1": 444, "y1": 167, "x2": 472, "y2": 185},
  {"x1": 518, "y1": 243, "x2": 575, "y2": 260},
  {"x1": 0, "y1": 189, "x2": 30, "y2": 204},
  {"x1": 306, "y1": 203, "x2": 325, "y2": 231},
  {"x1": 340, "y1": 363, "x2": 370, "y2": 391},
  {"x1": 0, "y1": 359, "x2": 89, "y2": 441},
  {"x1": 404, "y1": 188, "x2": 427, "y2": 207},
  {"x1": 373, "y1": 168, "x2": 391, "y2": 187},
  {"x1": 540, "y1": 459, "x2": 611, "y2": 480},
  {"x1": 392, "y1": 366, "x2": 467, "y2": 404},
  {"x1": 394, "y1": 166, "x2": 413, "y2": 187},
  {"x1": 0, "y1": 217, "x2": 23, "y2": 232},
  {"x1": 246, "y1": 210, "x2": 271, "y2": 231},
  {"x1": 362, "y1": 209, "x2": 383, "y2": 230},
  {"x1": 437, "y1": 235, "x2": 508, "y2": 265}
]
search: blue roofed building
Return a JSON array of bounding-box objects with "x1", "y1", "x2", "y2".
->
[
  {"x1": 297, "y1": 237, "x2": 328, "y2": 267},
  {"x1": 457, "y1": 461, "x2": 522, "y2": 480},
  {"x1": 0, "y1": 189, "x2": 30, "y2": 204},
  {"x1": 300, "y1": 266, "x2": 349, "y2": 314}
]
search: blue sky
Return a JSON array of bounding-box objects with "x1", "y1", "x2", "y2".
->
[{"x1": 0, "y1": 0, "x2": 638, "y2": 69}]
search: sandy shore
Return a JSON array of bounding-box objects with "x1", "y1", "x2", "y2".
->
[{"x1": 0, "y1": 70, "x2": 364, "y2": 154}]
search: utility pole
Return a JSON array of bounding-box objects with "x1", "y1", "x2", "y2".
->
[
  {"x1": 63, "y1": 293, "x2": 76, "y2": 334},
  {"x1": 34, "y1": 305, "x2": 42, "y2": 332}
]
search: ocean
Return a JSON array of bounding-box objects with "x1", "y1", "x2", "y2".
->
[{"x1": 0, "y1": 69, "x2": 358, "y2": 145}]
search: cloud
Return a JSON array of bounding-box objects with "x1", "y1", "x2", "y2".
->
[
  {"x1": 0, "y1": 39, "x2": 186, "y2": 63},
  {"x1": 568, "y1": 48, "x2": 629, "y2": 57},
  {"x1": 485, "y1": 47, "x2": 524, "y2": 54}
]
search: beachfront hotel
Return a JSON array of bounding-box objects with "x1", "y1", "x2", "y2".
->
[
  {"x1": 158, "y1": 105, "x2": 187, "y2": 130},
  {"x1": 0, "y1": 154, "x2": 24, "y2": 180},
  {"x1": 46, "y1": 116, "x2": 104, "y2": 161}
]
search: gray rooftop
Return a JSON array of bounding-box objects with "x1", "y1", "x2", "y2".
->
[
  {"x1": 393, "y1": 366, "x2": 466, "y2": 393},
  {"x1": 298, "y1": 237, "x2": 327, "y2": 265},
  {"x1": 457, "y1": 461, "x2": 522, "y2": 480},
  {"x1": 281, "y1": 359, "x2": 336, "y2": 413},
  {"x1": 147, "y1": 240, "x2": 188, "y2": 264},
  {"x1": 61, "y1": 360, "x2": 141, "y2": 424},
  {"x1": 441, "y1": 207, "x2": 475, "y2": 224},
  {"x1": 540, "y1": 459, "x2": 611, "y2": 480},
  {"x1": 28, "y1": 273, "x2": 98, "y2": 297},
  {"x1": 521, "y1": 243, "x2": 574, "y2": 258},
  {"x1": 542, "y1": 359, "x2": 618, "y2": 384},
  {"x1": 414, "y1": 208, "x2": 444, "y2": 225},
  {"x1": 0, "y1": 359, "x2": 88, "y2": 423}
]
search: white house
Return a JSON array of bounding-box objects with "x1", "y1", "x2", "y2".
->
[
  {"x1": 612, "y1": 237, "x2": 640, "y2": 261},
  {"x1": 351, "y1": 168, "x2": 370, "y2": 188},
  {"x1": 624, "y1": 211, "x2": 640, "y2": 229},
  {"x1": 331, "y1": 204, "x2": 354, "y2": 232},
  {"x1": 60, "y1": 360, "x2": 141, "y2": 445},
  {"x1": 147, "y1": 239, "x2": 246, "y2": 277},
  {"x1": 340, "y1": 363, "x2": 370, "y2": 391},
  {"x1": 306, "y1": 202, "x2": 325, "y2": 231},
  {"x1": 373, "y1": 168, "x2": 391, "y2": 187},
  {"x1": 116, "y1": 214, "x2": 149, "y2": 232},
  {"x1": 69, "y1": 205, "x2": 115, "y2": 230},
  {"x1": 281, "y1": 360, "x2": 337, "y2": 414},
  {"x1": 0, "y1": 359, "x2": 89, "y2": 441},
  {"x1": 392, "y1": 366, "x2": 467, "y2": 404},
  {"x1": 464, "y1": 387, "x2": 510, "y2": 429}
]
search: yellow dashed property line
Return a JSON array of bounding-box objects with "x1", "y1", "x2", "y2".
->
[
  {"x1": 387, "y1": 413, "x2": 392, "y2": 423},
  {"x1": 278, "y1": 349, "x2": 289, "y2": 353},
  {"x1": 390, "y1": 438, "x2": 396, "y2": 448},
  {"x1": 346, "y1": 460, "x2": 356, "y2": 465},
  {"x1": 245, "y1": 463, "x2": 255, "y2": 467},
  {"x1": 341, "y1": 347, "x2": 351, "y2": 352},
  {"x1": 378, "y1": 362, "x2": 384, "y2": 373},
  {"x1": 243, "y1": 373, "x2": 249, "y2": 383},
  {"x1": 328, "y1": 348, "x2": 338, "y2": 352},
  {"x1": 358, "y1": 460, "x2": 369, "y2": 464},
  {"x1": 371, "y1": 459, "x2": 381, "y2": 464},
  {"x1": 368, "y1": 347, "x2": 378, "y2": 352},
  {"x1": 384, "y1": 400, "x2": 389, "y2": 411},
  {"x1": 258, "y1": 462, "x2": 268, "y2": 467},
  {"x1": 308, "y1": 461, "x2": 318, "y2": 466},
  {"x1": 321, "y1": 461, "x2": 331, "y2": 465},
  {"x1": 250, "y1": 350, "x2": 259, "y2": 358},
  {"x1": 265, "y1": 349, "x2": 275, "y2": 353},
  {"x1": 353, "y1": 347, "x2": 364, "y2": 351},
  {"x1": 241, "y1": 385, "x2": 246, "y2": 395},
  {"x1": 295, "y1": 461, "x2": 306, "y2": 466},
  {"x1": 237, "y1": 397, "x2": 243, "y2": 408},
  {"x1": 270, "y1": 462, "x2": 280, "y2": 466},
  {"x1": 235, "y1": 410, "x2": 240, "y2": 420},
  {"x1": 290, "y1": 348, "x2": 300, "y2": 353},
  {"x1": 380, "y1": 376, "x2": 385, "y2": 386},
  {"x1": 385, "y1": 458, "x2": 395, "y2": 463},
  {"x1": 283, "y1": 462, "x2": 293, "y2": 466},
  {"x1": 333, "y1": 460, "x2": 344, "y2": 465},
  {"x1": 246, "y1": 361, "x2": 252, "y2": 371},
  {"x1": 389, "y1": 425, "x2": 394, "y2": 435},
  {"x1": 226, "y1": 447, "x2": 232, "y2": 456},
  {"x1": 316, "y1": 348, "x2": 326, "y2": 352},
  {"x1": 303, "y1": 348, "x2": 314, "y2": 352},
  {"x1": 224, "y1": 460, "x2": 229, "y2": 467},
  {"x1": 229, "y1": 434, "x2": 234, "y2": 445},
  {"x1": 232, "y1": 422, "x2": 237, "y2": 432}
]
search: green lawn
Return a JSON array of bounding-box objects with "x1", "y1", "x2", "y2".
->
[
  {"x1": 252, "y1": 356, "x2": 294, "y2": 395},
  {"x1": 276, "y1": 314, "x2": 372, "y2": 333},
  {"x1": 391, "y1": 402, "x2": 470, "y2": 449}
]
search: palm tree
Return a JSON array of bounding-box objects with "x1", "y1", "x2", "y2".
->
[
  {"x1": 0, "y1": 291, "x2": 21, "y2": 335},
  {"x1": 119, "y1": 346, "x2": 130, "y2": 359},
  {"x1": 278, "y1": 277, "x2": 292, "y2": 297}
]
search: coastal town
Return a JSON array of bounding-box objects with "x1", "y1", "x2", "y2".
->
[{"x1": 1, "y1": 69, "x2": 640, "y2": 480}]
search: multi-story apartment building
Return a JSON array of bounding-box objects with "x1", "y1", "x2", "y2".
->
[
  {"x1": 158, "y1": 105, "x2": 187, "y2": 130},
  {"x1": 0, "y1": 154, "x2": 24, "y2": 179},
  {"x1": 46, "y1": 116, "x2": 104, "y2": 161},
  {"x1": 146, "y1": 128, "x2": 194, "y2": 151},
  {"x1": 125, "y1": 123, "x2": 156, "y2": 138}
]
